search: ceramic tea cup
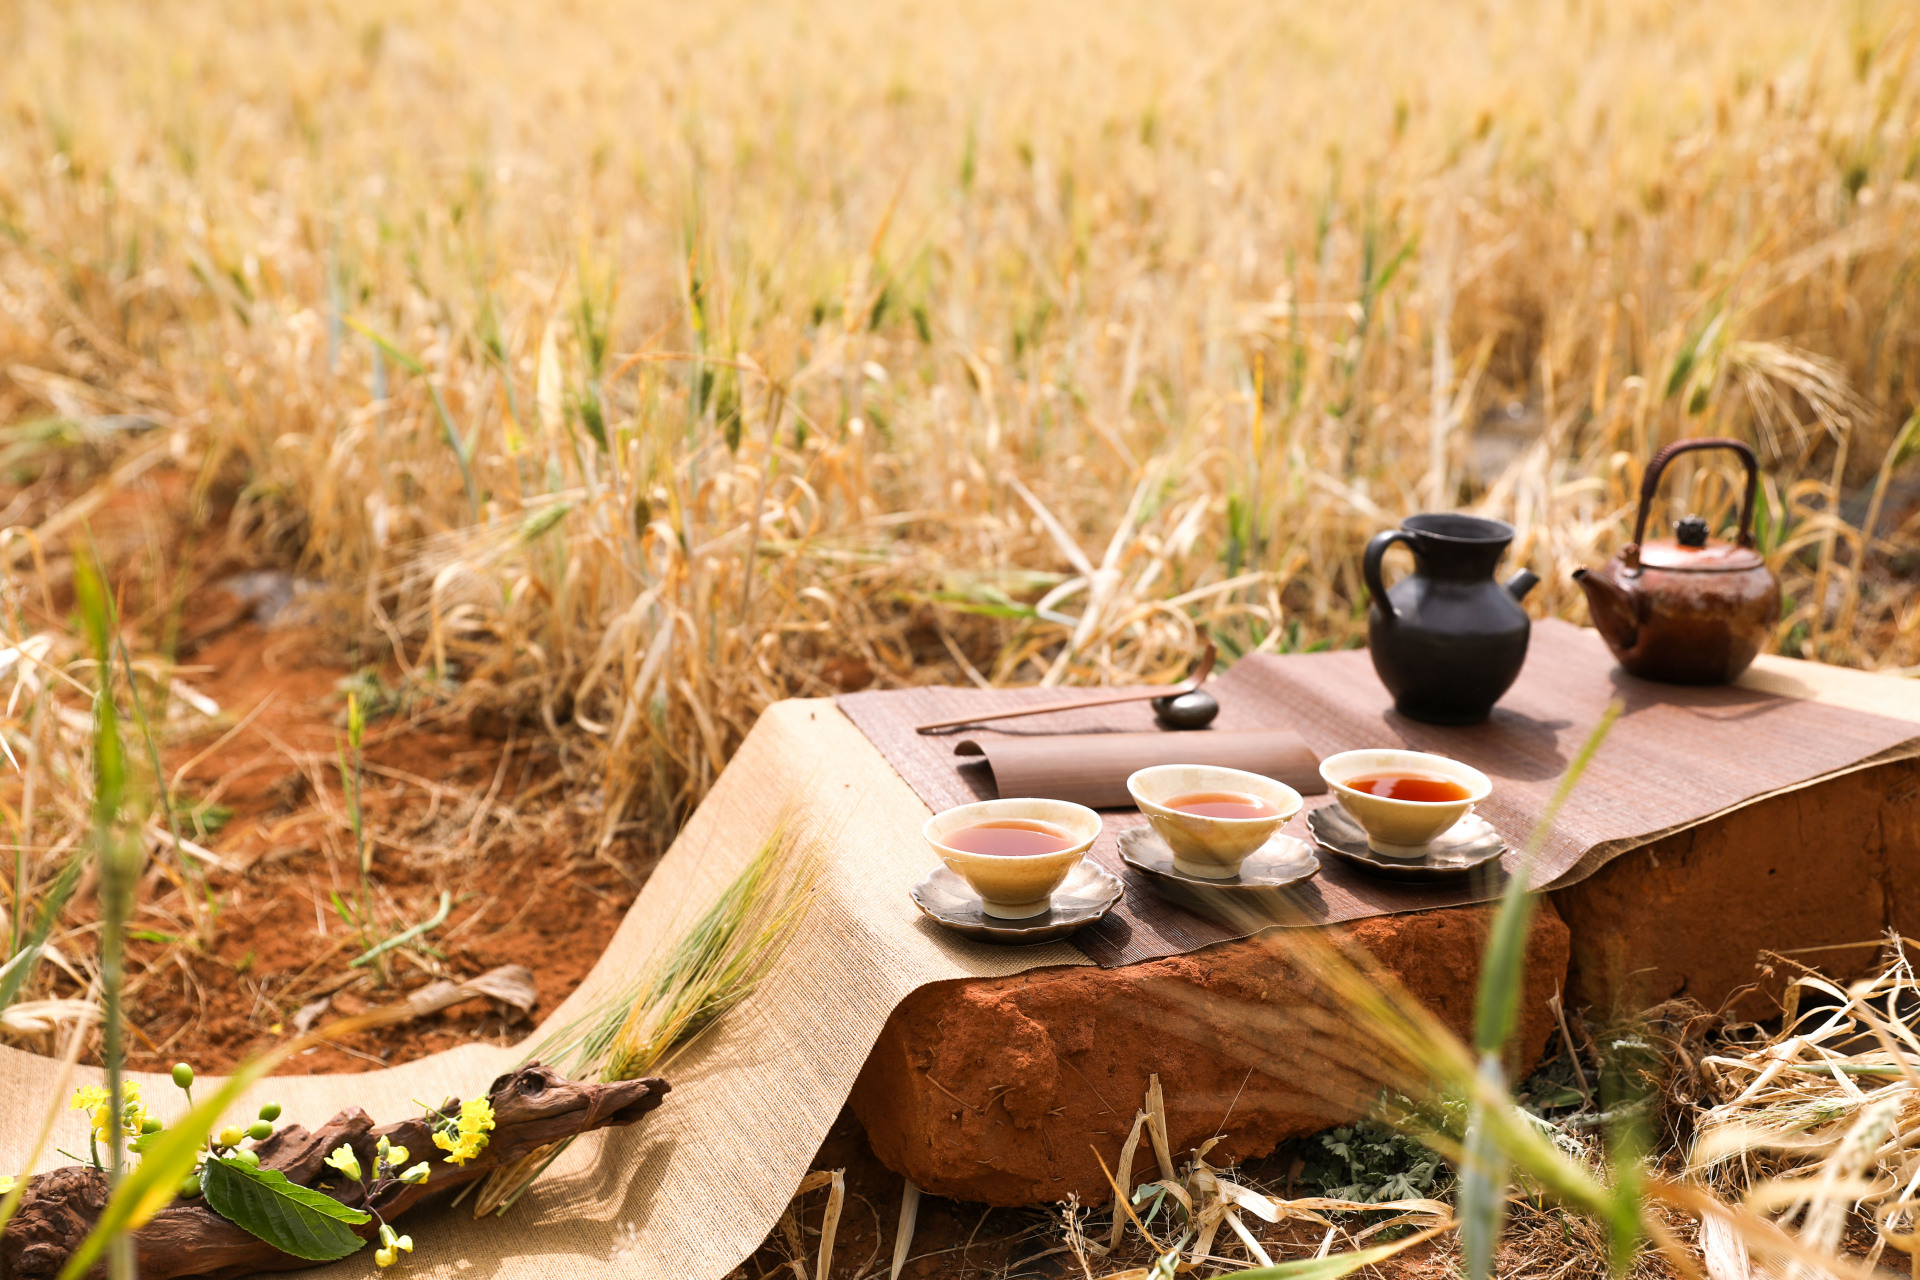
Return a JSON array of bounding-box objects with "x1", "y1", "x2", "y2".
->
[
  {"x1": 923, "y1": 798, "x2": 1102, "y2": 919},
  {"x1": 1319, "y1": 748, "x2": 1492, "y2": 858},
  {"x1": 1126, "y1": 764, "x2": 1304, "y2": 879}
]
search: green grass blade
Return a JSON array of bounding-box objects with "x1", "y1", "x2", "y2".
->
[
  {"x1": 344, "y1": 316, "x2": 479, "y2": 516},
  {"x1": 0, "y1": 849, "x2": 86, "y2": 1010},
  {"x1": 1473, "y1": 700, "x2": 1621, "y2": 1057},
  {"x1": 1462, "y1": 700, "x2": 1623, "y2": 1280},
  {"x1": 1458, "y1": 1056, "x2": 1508, "y2": 1280}
]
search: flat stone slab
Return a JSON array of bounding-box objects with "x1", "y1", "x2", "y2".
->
[{"x1": 850, "y1": 901, "x2": 1569, "y2": 1205}]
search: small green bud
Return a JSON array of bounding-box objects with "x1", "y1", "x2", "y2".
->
[
  {"x1": 398, "y1": 1162, "x2": 431, "y2": 1185},
  {"x1": 218, "y1": 1125, "x2": 245, "y2": 1149},
  {"x1": 248, "y1": 1120, "x2": 273, "y2": 1142},
  {"x1": 171, "y1": 1063, "x2": 194, "y2": 1090},
  {"x1": 257, "y1": 1102, "x2": 282, "y2": 1123},
  {"x1": 178, "y1": 1174, "x2": 201, "y2": 1198},
  {"x1": 141, "y1": 1117, "x2": 165, "y2": 1135},
  {"x1": 231, "y1": 1149, "x2": 260, "y2": 1168}
]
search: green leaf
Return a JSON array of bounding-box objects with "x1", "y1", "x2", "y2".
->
[{"x1": 201, "y1": 1156, "x2": 369, "y2": 1262}]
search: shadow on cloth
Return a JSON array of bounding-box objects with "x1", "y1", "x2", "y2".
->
[{"x1": 428, "y1": 1130, "x2": 682, "y2": 1277}]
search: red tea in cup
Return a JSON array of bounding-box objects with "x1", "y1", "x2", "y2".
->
[
  {"x1": 943, "y1": 819, "x2": 1076, "y2": 857},
  {"x1": 1164, "y1": 791, "x2": 1282, "y2": 820},
  {"x1": 1344, "y1": 773, "x2": 1472, "y2": 803}
]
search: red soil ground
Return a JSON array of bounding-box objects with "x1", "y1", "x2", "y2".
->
[
  {"x1": 119, "y1": 611, "x2": 649, "y2": 1074},
  {"x1": 3, "y1": 457, "x2": 648, "y2": 1075}
]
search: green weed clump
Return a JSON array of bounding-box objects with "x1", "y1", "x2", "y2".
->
[{"x1": 1284, "y1": 1097, "x2": 1462, "y2": 1207}]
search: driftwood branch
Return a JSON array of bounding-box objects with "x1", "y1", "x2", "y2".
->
[{"x1": 2, "y1": 1063, "x2": 669, "y2": 1280}]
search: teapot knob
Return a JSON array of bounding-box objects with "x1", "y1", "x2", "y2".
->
[{"x1": 1675, "y1": 514, "x2": 1709, "y2": 548}]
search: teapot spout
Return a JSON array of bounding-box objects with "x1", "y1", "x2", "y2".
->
[
  {"x1": 1505, "y1": 568, "x2": 1539, "y2": 602},
  {"x1": 1573, "y1": 566, "x2": 1638, "y2": 654}
]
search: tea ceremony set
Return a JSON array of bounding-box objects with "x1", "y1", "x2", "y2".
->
[{"x1": 834, "y1": 437, "x2": 1908, "y2": 953}]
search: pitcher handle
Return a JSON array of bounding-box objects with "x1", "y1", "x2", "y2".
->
[
  {"x1": 1627, "y1": 437, "x2": 1760, "y2": 569},
  {"x1": 1364, "y1": 529, "x2": 1417, "y2": 623}
]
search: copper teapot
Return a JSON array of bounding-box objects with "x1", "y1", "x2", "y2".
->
[{"x1": 1573, "y1": 437, "x2": 1780, "y2": 685}]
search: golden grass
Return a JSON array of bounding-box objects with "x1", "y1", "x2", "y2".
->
[
  {"x1": 4, "y1": 0, "x2": 1920, "y2": 1007},
  {"x1": 1689, "y1": 940, "x2": 1920, "y2": 1268}
]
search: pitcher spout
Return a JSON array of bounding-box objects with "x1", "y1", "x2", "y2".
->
[
  {"x1": 1505, "y1": 568, "x2": 1539, "y2": 602},
  {"x1": 1573, "y1": 566, "x2": 1639, "y2": 655}
]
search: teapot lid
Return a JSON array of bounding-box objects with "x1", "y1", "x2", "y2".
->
[{"x1": 1633, "y1": 514, "x2": 1765, "y2": 572}]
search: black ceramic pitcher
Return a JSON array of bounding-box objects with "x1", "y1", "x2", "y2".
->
[{"x1": 1363, "y1": 514, "x2": 1539, "y2": 725}]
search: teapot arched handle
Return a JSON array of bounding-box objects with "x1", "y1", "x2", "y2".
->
[
  {"x1": 1627, "y1": 437, "x2": 1760, "y2": 569},
  {"x1": 1364, "y1": 529, "x2": 1417, "y2": 623}
]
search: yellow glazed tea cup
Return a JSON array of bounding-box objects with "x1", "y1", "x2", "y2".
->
[
  {"x1": 1126, "y1": 764, "x2": 1304, "y2": 879},
  {"x1": 923, "y1": 798, "x2": 1102, "y2": 919},
  {"x1": 1319, "y1": 748, "x2": 1491, "y2": 858}
]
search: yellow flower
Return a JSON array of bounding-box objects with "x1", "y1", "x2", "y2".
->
[
  {"x1": 71, "y1": 1082, "x2": 144, "y2": 1140},
  {"x1": 459, "y1": 1097, "x2": 494, "y2": 1133},
  {"x1": 431, "y1": 1096, "x2": 495, "y2": 1166},
  {"x1": 431, "y1": 1129, "x2": 482, "y2": 1164},
  {"x1": 373, "y1": 1224, "x2": 416, "y2": 1268},
  {"x1": 0, "y1": 1175, "x2": 15, "y2": 1195},
  {"x1": 324, "y1": 1144, "x2": 362, "y2": 1183}
]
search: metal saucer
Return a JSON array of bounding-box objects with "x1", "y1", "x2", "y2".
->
[
  {"x1": 1306, "y1": 805, "x2": 1506, "y2": 881},
  {"x1": 1116, "y1": 826, "x2": 1320, "y2": 894},
  {"x1": 910, "y1": 859, "x2": 1124, "y2": 945}
]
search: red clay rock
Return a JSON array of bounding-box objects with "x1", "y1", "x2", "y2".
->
[
  {"x1": 1553, "y1": 758, "x2": 1920, "y2": 1019},
  {"x1": 849, "y1": 901, "x2": 1569, "y2": 1206}
]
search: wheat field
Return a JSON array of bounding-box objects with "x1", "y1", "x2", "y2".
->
[{"x1": 4, "y1": 0, "x2": 1919, "y2": 854}]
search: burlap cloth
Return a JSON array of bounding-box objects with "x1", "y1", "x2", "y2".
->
[{"x1": 2, "y1": 637, "x2": 1918, "y2": 1278}]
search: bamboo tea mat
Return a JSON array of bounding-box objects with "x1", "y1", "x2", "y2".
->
[{"x1": 838, "y1": 620, "x2": 1920, "y2": 967}]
